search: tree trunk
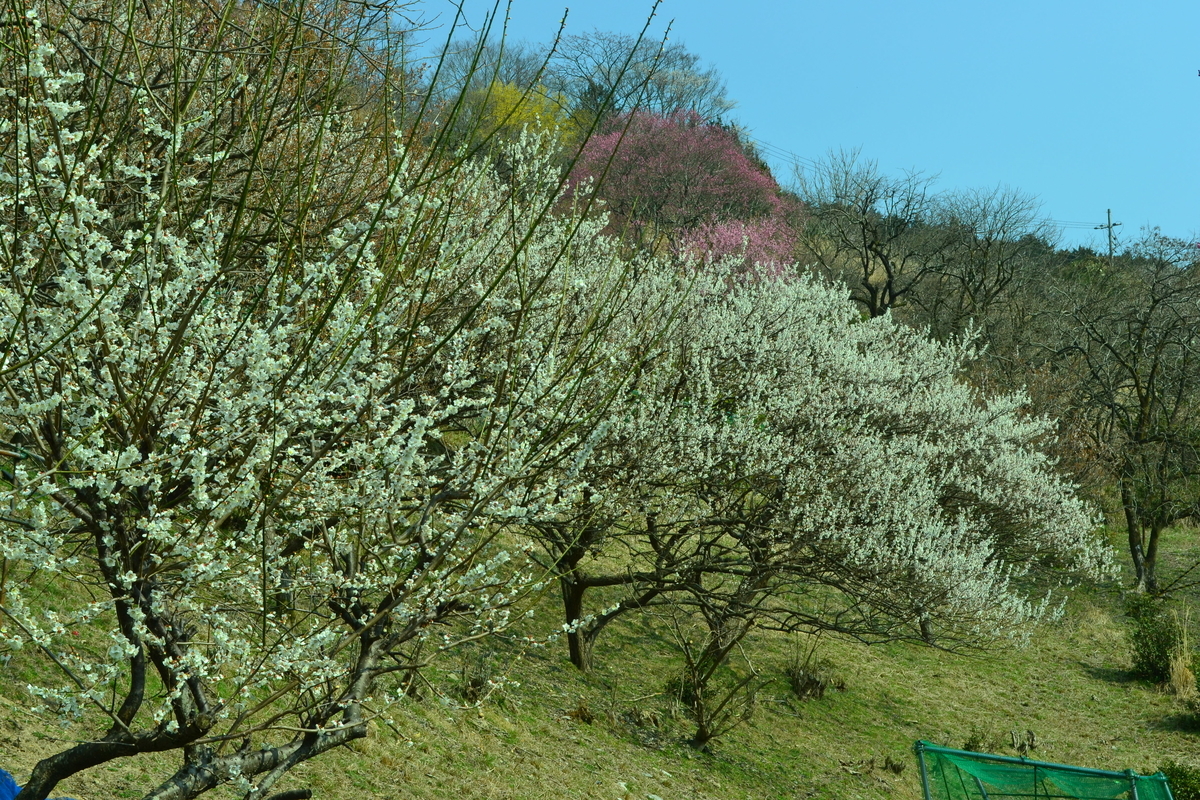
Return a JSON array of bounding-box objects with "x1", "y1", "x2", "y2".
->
[
  {"x1": 1123, "y1": 483, "x2": 1150, "y2": 593},
  {"x1": 1144, "y1": 523, "x2": 1162, "y2": 595},
  {"x1": 560, "y1": 577, "x2": 594, "y2": 672},
  {"x1": 690, "y1": 720, "x2": 713, "y2": 749}
]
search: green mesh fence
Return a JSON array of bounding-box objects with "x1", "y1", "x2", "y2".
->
[{"x1": 914, "y1": 741, "x2": 1174, "y2": 800}]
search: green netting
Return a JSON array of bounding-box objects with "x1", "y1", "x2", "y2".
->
[{"x1": 914, "y1": 741, "x2": 1174, "y2": 800}]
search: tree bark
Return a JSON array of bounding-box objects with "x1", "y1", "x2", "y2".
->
[
  {"x1": 561, "y1": 576, "x2": 594, "y2": 672},
  {"x1": 1144, "y1": 523, "x2": 1162, "y2": 595},
  {"x1": 1123, "y1": 483, "x2": 1151, "y2": 593}
]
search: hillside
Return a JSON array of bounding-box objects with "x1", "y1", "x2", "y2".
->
[{"x1": 4, "y1": 548, "x2": 1199, "y2": 800}]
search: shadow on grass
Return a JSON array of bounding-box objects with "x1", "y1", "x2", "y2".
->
[
  {"x1": 1154, "y1": 711, "x2": 1200, "y2": 735},
  {"x1": 1077, "y1": 661, "x2": 1141, "y2": 685}
]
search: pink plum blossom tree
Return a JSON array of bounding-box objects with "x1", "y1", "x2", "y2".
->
[
  {"x1": 673, "y1": 215, "x2": 799, "y2": 275},
  {"x1": 571, "y1": 111, "x2": 797, "y2": 261}
]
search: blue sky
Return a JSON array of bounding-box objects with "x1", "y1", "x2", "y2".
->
[{"x1": 431, "y1": 1, "x2": 1200, "y2": 250}]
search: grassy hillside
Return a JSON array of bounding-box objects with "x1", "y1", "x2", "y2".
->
[{"x1": 4, "y1": 537, "x2": 1200, "y2": 800}]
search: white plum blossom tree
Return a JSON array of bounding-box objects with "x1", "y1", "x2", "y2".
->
[
  {"x1": 0, "y1": 1, "x2": 676, "y2": 797},
  {"x1": 656, "y1": 269, "x2": 1111, "y2": 646},
  {"x1": 530, "y1": 263, "x2": 1113, "y2": 712}
]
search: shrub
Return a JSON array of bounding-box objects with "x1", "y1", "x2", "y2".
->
[
  {"x1": 1159, "y1": 761, "x2": 1200, "y2": 800},
  {"x1": 961, "y1": 725, "x2": 1004, "y2": 754},
  {"x1": 1127, "y1": 596, "x2": 1191, "y2": 683},
  {"x1": 784, "y1": 639, "x2": 845, "y2": 701},
  {"x1": 456, "y1": 648, "x2": 500, "y2": 705}
]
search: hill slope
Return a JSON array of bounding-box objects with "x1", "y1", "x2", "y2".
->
[{"x1": 3, "y1": 573, "x2": 1198, "y2": 800}]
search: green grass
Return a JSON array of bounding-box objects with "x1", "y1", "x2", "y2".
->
[{"x1": 5, "y1": 544, "x2": 1200, "y2": 799}]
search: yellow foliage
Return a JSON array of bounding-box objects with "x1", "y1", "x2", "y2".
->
[{"x1": 470, "y1": 81, "x2": 575, "y2": 149}]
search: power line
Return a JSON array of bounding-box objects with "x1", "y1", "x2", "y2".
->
[
  {"x1": 1051, "y1": 221, "x2": 1108, "y2": 229},
  {"x1": 744, "y1": 135, "x2": 823, "y2": 172}
]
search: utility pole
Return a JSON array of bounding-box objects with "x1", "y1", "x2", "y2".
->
[{"x1": 1094, "y1": 209, "x2": 1122, "y2": 268}]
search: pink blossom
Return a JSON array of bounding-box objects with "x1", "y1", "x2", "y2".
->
[
  {"x1": 674, "y1": 215, "x2": 798, "y2": 276},
  {"x1": 571, "y1": 111, "x2": 783, "y2": 231}
]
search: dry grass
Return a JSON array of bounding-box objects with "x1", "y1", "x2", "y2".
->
[{"x1": 1169, "y1": 609, "x2": 1196, "y2": 699}]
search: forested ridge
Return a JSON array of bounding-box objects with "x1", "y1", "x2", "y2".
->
[{"x1": 1, "y1": 1, "x2": 1198, "y2": 798}]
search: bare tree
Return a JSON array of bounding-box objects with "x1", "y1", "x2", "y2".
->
[
  {"x1": 917, "y1": 186, "x2": 1059, "y2": 346},
  {"x1": 436, "y1": 38, "x2": 550, "y2": 97},
  {"x1": 547, "y1": 30, "x2": 734, "y2": 122},
  {"x1": 795, "y1": 150, "x2": 951, "y2": 318},
  {"x1": 1053, "y1": 231, "x2": 1200, "y2": 593}
]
